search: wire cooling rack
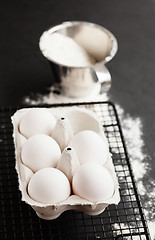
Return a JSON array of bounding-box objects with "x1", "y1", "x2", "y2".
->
[{"x1": 0, "y1": 101, "x2": 151, "y2": 240}]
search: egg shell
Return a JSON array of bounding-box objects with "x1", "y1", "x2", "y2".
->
[
  {"x1": 72, "y1": 162, "x2": 115, "y2": 202},
  {"x1": 69, "y1": 130, "x2": 109, "y2": 165},
  {"x1": 19, "y1": 108, "x2": 57, "y2": 138},
  {"x1": 28, "y1": 168, "x2": 71, "y2": 204},
  {"x1": 11, "y1": 107, "x2": 120, "y2": 220},
  {"x1": 21, "y1": 134, "x2": 61, "y2": 172}
]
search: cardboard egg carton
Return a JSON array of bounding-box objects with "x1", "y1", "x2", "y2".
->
[{"x1": 11, "y1": 107, "x2": 120, "y2": 220}]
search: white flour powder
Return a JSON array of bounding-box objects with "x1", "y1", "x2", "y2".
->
[
  {"x1": 116, "y1": 105, "x2": 155, "y2": 240},
  {"x1": 23, "y1": 90, "x2": 155, "y2": 239},
  {"x1": 40, "y1": 32, "x2": 95, "y2": 67}
]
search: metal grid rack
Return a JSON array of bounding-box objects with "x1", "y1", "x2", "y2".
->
[{"x1": 0, "y1": 101, "x2": 151, "y2": 240}]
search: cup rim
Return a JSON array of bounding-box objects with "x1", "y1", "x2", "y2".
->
[{"x1": 39, "y1": 21, "x2": 118, "y2": 68}]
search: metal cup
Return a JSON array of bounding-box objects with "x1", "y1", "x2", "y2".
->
[{"x1": 39, "y1": 21, "x2": 118, "y2": 98}]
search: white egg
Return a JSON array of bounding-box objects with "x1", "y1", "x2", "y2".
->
[
  {"x1": 19, "y1": 109, "x2": 56, "y2": 138},
  {"x1": 72, "y1": 162, "x2": 114, "y2": 202},
  {"x1": 69, "y1": 130, "x2": 109, "y2": 165},
  {"x1": 28, "y1": 168, "x2": 71, "y2": 204},
  {"x1": 21, "y1": 134, "x2": 61, "y2": 172}
]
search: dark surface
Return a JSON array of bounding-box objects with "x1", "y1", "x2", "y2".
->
[
  {"x1": 0, "y1": 102, "x2": 151, "y2": 239},
  {"x1": 0, "y1": 0, "x2": 155, "y2": 237}
]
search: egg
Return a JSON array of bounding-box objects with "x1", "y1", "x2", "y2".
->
[
  {"x1": 72, "y1": 162, "x2": 114, "y2": 202},
  {"x1": 69, "y1": 130, "x2": 109, "y2": 165},
  {"x1": 28, "y1": 168, "x2": 71, "y2": 204},
  {"x1": 21, "y1": 134, "x2": 61, "y2": 172},
  {"x1": 19, "y1": 108, "x2": 56, "y2": 138}
]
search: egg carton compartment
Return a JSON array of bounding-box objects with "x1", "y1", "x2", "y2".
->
[
  {"x1": 11, "y1": 105, "x2": 120, "y2": 219},
  {"x1": 0, "y1": 101, "x2": 151, "y2": 240}
]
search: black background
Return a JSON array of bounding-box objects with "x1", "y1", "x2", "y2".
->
[{"x1": 0, "y1": 0, "x2": 155, "y2": 202}]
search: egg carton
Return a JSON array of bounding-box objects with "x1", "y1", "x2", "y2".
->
[{"x1": 11, "y1": 107, "x2": 120, "y2": 220}]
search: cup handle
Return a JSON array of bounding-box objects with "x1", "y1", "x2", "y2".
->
[{"x1": 94, "y1": 64, "x2": 111, "y2": 92}]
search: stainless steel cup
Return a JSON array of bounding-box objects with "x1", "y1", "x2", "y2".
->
[{"x1": 39, "y1": 21, "x2": 118, "y2": 98}]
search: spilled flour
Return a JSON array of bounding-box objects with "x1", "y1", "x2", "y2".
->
[
  {"x1": 24, "y1": 86, "x2": 106, "y2": 105},
  {"x1": 23, "y1": 89, "x2": 155, "y2": 239},
  {"x1": 116, "y1": 105, "x2": 155, "y2": 239}
]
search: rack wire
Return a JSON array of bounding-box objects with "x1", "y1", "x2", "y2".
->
[{"x1": 0, "y1": 101, "x2": 151, "y2": 240}]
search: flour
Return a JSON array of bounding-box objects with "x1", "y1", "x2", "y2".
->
[
  {"x1": 22, "y1": 89, "x2": 155, "y2": 239},
  {"x1": 39, "y1": 32, "x2": 95, "y2": 67},
  {"x1": 112, "y1": 222, "x2": 147, "y2": 240},
  {"x1": 116, "y1": 104, "x2": 155, "y2": 240},
  {"x1": 24, "y1": 85, "x2": 108, "y2": 105},
  {"x1": 116, "y1": 105, "x2": 148, "y2": 179}
]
